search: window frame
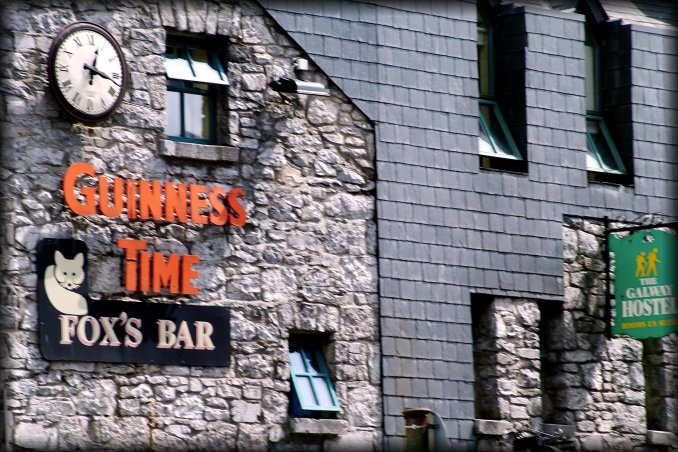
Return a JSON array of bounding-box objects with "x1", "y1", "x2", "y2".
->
[
  {"x1": 580, "y1": 5, "x2": 628, "y2": 180},
  {"x1": 585, "y1": 114, "x2": 626, "y2": 174},
  {"x1": 479, "y1": 99, "x2": 523, "y2": 160},
  {"x1": 164, "y1": 39, "x2": 228, "y2": 145},
  {"x1": 288, "y1": 340, "x2": 340, "y2": 416},
  {"x1": 477, "y1": 5, "x2": 525, "y2": 167},
  {"x1": 477, "y1": 8, "x2": 494, "y2": 98}
]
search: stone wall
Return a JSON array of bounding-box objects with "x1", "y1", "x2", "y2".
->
[
  {"x1": 0, "y1": 0, "x2": 380, "y2": 450},
  {"x1": 473, "y1": 298, "x2": 542, "y2": 451},
  {"x1": 474, "y1": 217, "x2": 677, "y2": 450},
  {"x1": 549, "y1": 218, "x2": 647, "y2": 450}
]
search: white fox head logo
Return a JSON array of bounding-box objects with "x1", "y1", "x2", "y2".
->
[
  {"x1": 53, "y1": 251, "x2": 85, "y2": 290},
  {"x1": 44, "y1": 250, "x2": 87, "y2": 315}
]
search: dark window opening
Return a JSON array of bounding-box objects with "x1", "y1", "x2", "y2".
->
[
  {"x1": 578, "y1": 1, "x2": 632, "y2": 184},
  {"x1": 477, "y1": 3, "x2": 527, "y2": 173},
  {"x1": 471, "y1": 294, "x2": 501, "y2": 420}
]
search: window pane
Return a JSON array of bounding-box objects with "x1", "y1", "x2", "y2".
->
[
  {"x1": 183, "y1": 93, "x2": 210, "y2": 141},
  {"x1": 585, "y1": 44, "x2": 596, "y2": 112},
  {"x1": 289, "y1": 350, "x2": 305, "y2": 373},
  {"x1": 477, "y1": 22, "x2": 491, "y2": 96},
  {"x1": 295, "y1": 376, "x2": 317, "y2": 407},
  {"x1": 480, "y1": 103, "x2": 520, "y2": 159},
  {"x1": 289, "y1": 341, "x2": 341, "y2": 412},
  {"x1": 479, "y1": 119, "x2": 494, "y2": 155},
  {"x1": 306, "y1": 349, "x2": 327, "y2": 375},
  {"x1": 166, "y1": 91, "x2": 181, "y2": 137},
  {"x1": 312, "y1": 377, "x2": 334, "y2": 407},
  {"x1": 165, "y1": 46, "x2": 195, "y2": 81},
  {"x1": 586, "y1": 118, "x2": 624, "y2": 173},
  {"x1": 189, "y1": 48, "x2": 229, "y2": 85}
]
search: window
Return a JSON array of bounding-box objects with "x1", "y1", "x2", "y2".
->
[
  {"x1": 581, "y1": 10, "x2": 627, "y2": 179},
  {"x1": 288, "y1": 337, "x2": 340, "y2": 417},
  {"x1": 165, "y1": 38, "x2": 228, "y2": 144},
  {"x1": 477, "y1": 6, "x2": 525, "y2": 170}
]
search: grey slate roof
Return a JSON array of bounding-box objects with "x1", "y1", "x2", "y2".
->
[{"x1": 600, "y1": 0, "x2": 678, "y2": 28}]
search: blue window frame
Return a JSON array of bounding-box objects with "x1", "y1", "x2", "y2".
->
[
  {"x1": 289, "y1": 340, "x2": 340, "y2": 416},
  {"x1": 165, "y1": 40, "x2": 228, "y2": 144}
]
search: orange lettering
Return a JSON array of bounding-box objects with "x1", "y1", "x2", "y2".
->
[
  {"x1": 99, "y1": 176, "x2": 124, "y2": 218},
  {"x1": 63, "y1": 162, "x2": 97, "y2": 215},
  {"x1": 139, "y1": 251, "x2": 151, "y2": 292},
  {"x1": 227, "y1": 188, "x2": 247, "y2": 227},
  {"x1": 117, "y1": 239, "x2": 147, "y2": 291},
  {"x1": 190, "y1": 184, "x2": 209, "y2": 225},
  {"x1": 126, "y1": 179, "x2": 138, "y2": 220},
  {"x1": 165, "y1": 182, "x2": 188, "y2": 223},
  {"x1": 138, "y1": 180, "x2": 163, "y2": 221},
  {"x1": 181, "y1": 255, "x2": 200, "y2": 295},
  {"x1": 208, "y1": 186, "x2": 229, "y2": 226},
  {"x1": 152, "y1": 252, "x2": 181, "y2": 293}
]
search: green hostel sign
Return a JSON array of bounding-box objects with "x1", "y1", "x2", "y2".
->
[{"x1": 609, "y1": 229, "x2": 677, "y2": 339}]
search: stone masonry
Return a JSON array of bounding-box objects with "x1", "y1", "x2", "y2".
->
[
  {"x1": 0, "y1": 0, "x2": 380, "y2": 450},
  {"x1": 473, "y1": 298, "x2": 542, "y2": 451},
  {"x1": 550, "y1": 218, "x2": 648, "y2": 450},
  {"x1": 473, "y1": 217, "x2": 677, "y2": 451}
]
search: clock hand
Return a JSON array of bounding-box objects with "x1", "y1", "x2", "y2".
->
[
  {"x1": 89, "y1": 49, "x2": 99, "y2": 85},
  {"x1": 83, "y1": 63, "x2": 121, "y2": 87}
]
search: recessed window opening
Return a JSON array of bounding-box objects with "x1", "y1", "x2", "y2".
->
[
  {"x1": 477, "y1": 6, "x2": 524, "y2": 166},
  {"x1": 581, "y1": 13, "x2": 626, "y2": 176},
  {"x1": 165, "y1": 39, "x2": 228, "y2": 145},
  {"x1": 289, "y1": 334, "x2": 340, "y2": 418}
]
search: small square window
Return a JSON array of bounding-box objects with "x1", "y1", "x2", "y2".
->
[
  {"x1": 289, "y1": 339, "x2": 340, "y2": 416},
  {"x1": 479, "y1": 99, "x2": 523, "y2": 161},
  {"x1": 165, "y1": 40, "x2": 228, "y2": 145},
  {"x1": 585, "y1": 115, "x2": 626, "y2": 174}
]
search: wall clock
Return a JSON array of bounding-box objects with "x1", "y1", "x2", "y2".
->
[{"x1": 47, "y1": 22, "x2": 128, "y2": 122}]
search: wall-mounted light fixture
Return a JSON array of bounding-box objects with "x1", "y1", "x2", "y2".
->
[
  {"x1": 294, "y1": 58, "x2": 309, "y2": 71},
  {"x1": 268, "y1": 76, "x2": 329, "y2": 96}
]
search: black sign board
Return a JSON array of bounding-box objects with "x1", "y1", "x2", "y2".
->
[{"x1": 37, "y1": 238, "x2": 230, "y2": 366}]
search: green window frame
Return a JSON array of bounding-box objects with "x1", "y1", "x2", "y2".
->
[
  {"x1": 583, "y1": 14, "x2": 626, "y2": 176},
  {"x1": 479, "y1": 99, "x2": 522, "y2": 160},
  {"x1": 289, "y1": 340, "x2": 340, "y2": 416},
  {"x1": 164, "y1": 40, "x2": 228, "y2": 145},
  {"x1": 477, "y1": 7, "x2": 524, "y2": 163},
  {"x1": 585, "y1": 115, "x2": 626, "y2": 174}
]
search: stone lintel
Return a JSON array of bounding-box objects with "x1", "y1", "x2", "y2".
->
[
  {"x1": 160, "y1": 139, "x2": 239, "y2": 162},
  {"x1": 647, "y1": 430, "x2": 677, "y2": 446},
  {"x1": 289, "y1": 418, "x2": 349, "y2": 435},
  {"x1": 474, "y1": 419, "x2": 512, "y2": 436}
]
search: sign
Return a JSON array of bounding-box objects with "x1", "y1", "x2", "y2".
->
[
  {"x1": 37, "y1": 238, "x2": 231, "y2": 366},
  {"x1": 62, "y1": 161, "x2": 247, "y2": 296},
  {"x1": 609, "y1": 229, "x2": 677, "y2": 339}
]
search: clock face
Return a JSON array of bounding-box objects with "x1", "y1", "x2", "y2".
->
[{"x1": 48, "y1": 22, "x2": 127, "y2": 122}]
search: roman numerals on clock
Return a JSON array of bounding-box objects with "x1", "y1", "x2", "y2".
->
[{"x1": 48, "y1": 22, "x2": 127, "y2": 121}]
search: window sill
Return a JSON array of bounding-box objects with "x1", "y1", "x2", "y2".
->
[
  {"x1": 647, "y1": 430, "x2": 677, "y2": 446},
  {"x1": 289, "y1": 418, "x2": 348, "y2": 435},
  {"x1": 480, "y1": 156, "x2": 528, "y2": 174},
  {"x1": 160, "y1": 139, "x2": 239, "y2": 162},
  {"x1": 474, "y1": 419, "x2": 511, "y2": 436},
  {"x1": 587, "y1": 170, "x2": 632, "y2": 186}
]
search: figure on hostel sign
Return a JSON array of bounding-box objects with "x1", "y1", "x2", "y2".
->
[{"x1": 609, "y1": 229, "x2": 677, "y2": 339}]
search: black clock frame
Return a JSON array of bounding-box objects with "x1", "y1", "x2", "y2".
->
[{"x1": 47, "y1": 22, "x2": 128, "y2": 122}]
